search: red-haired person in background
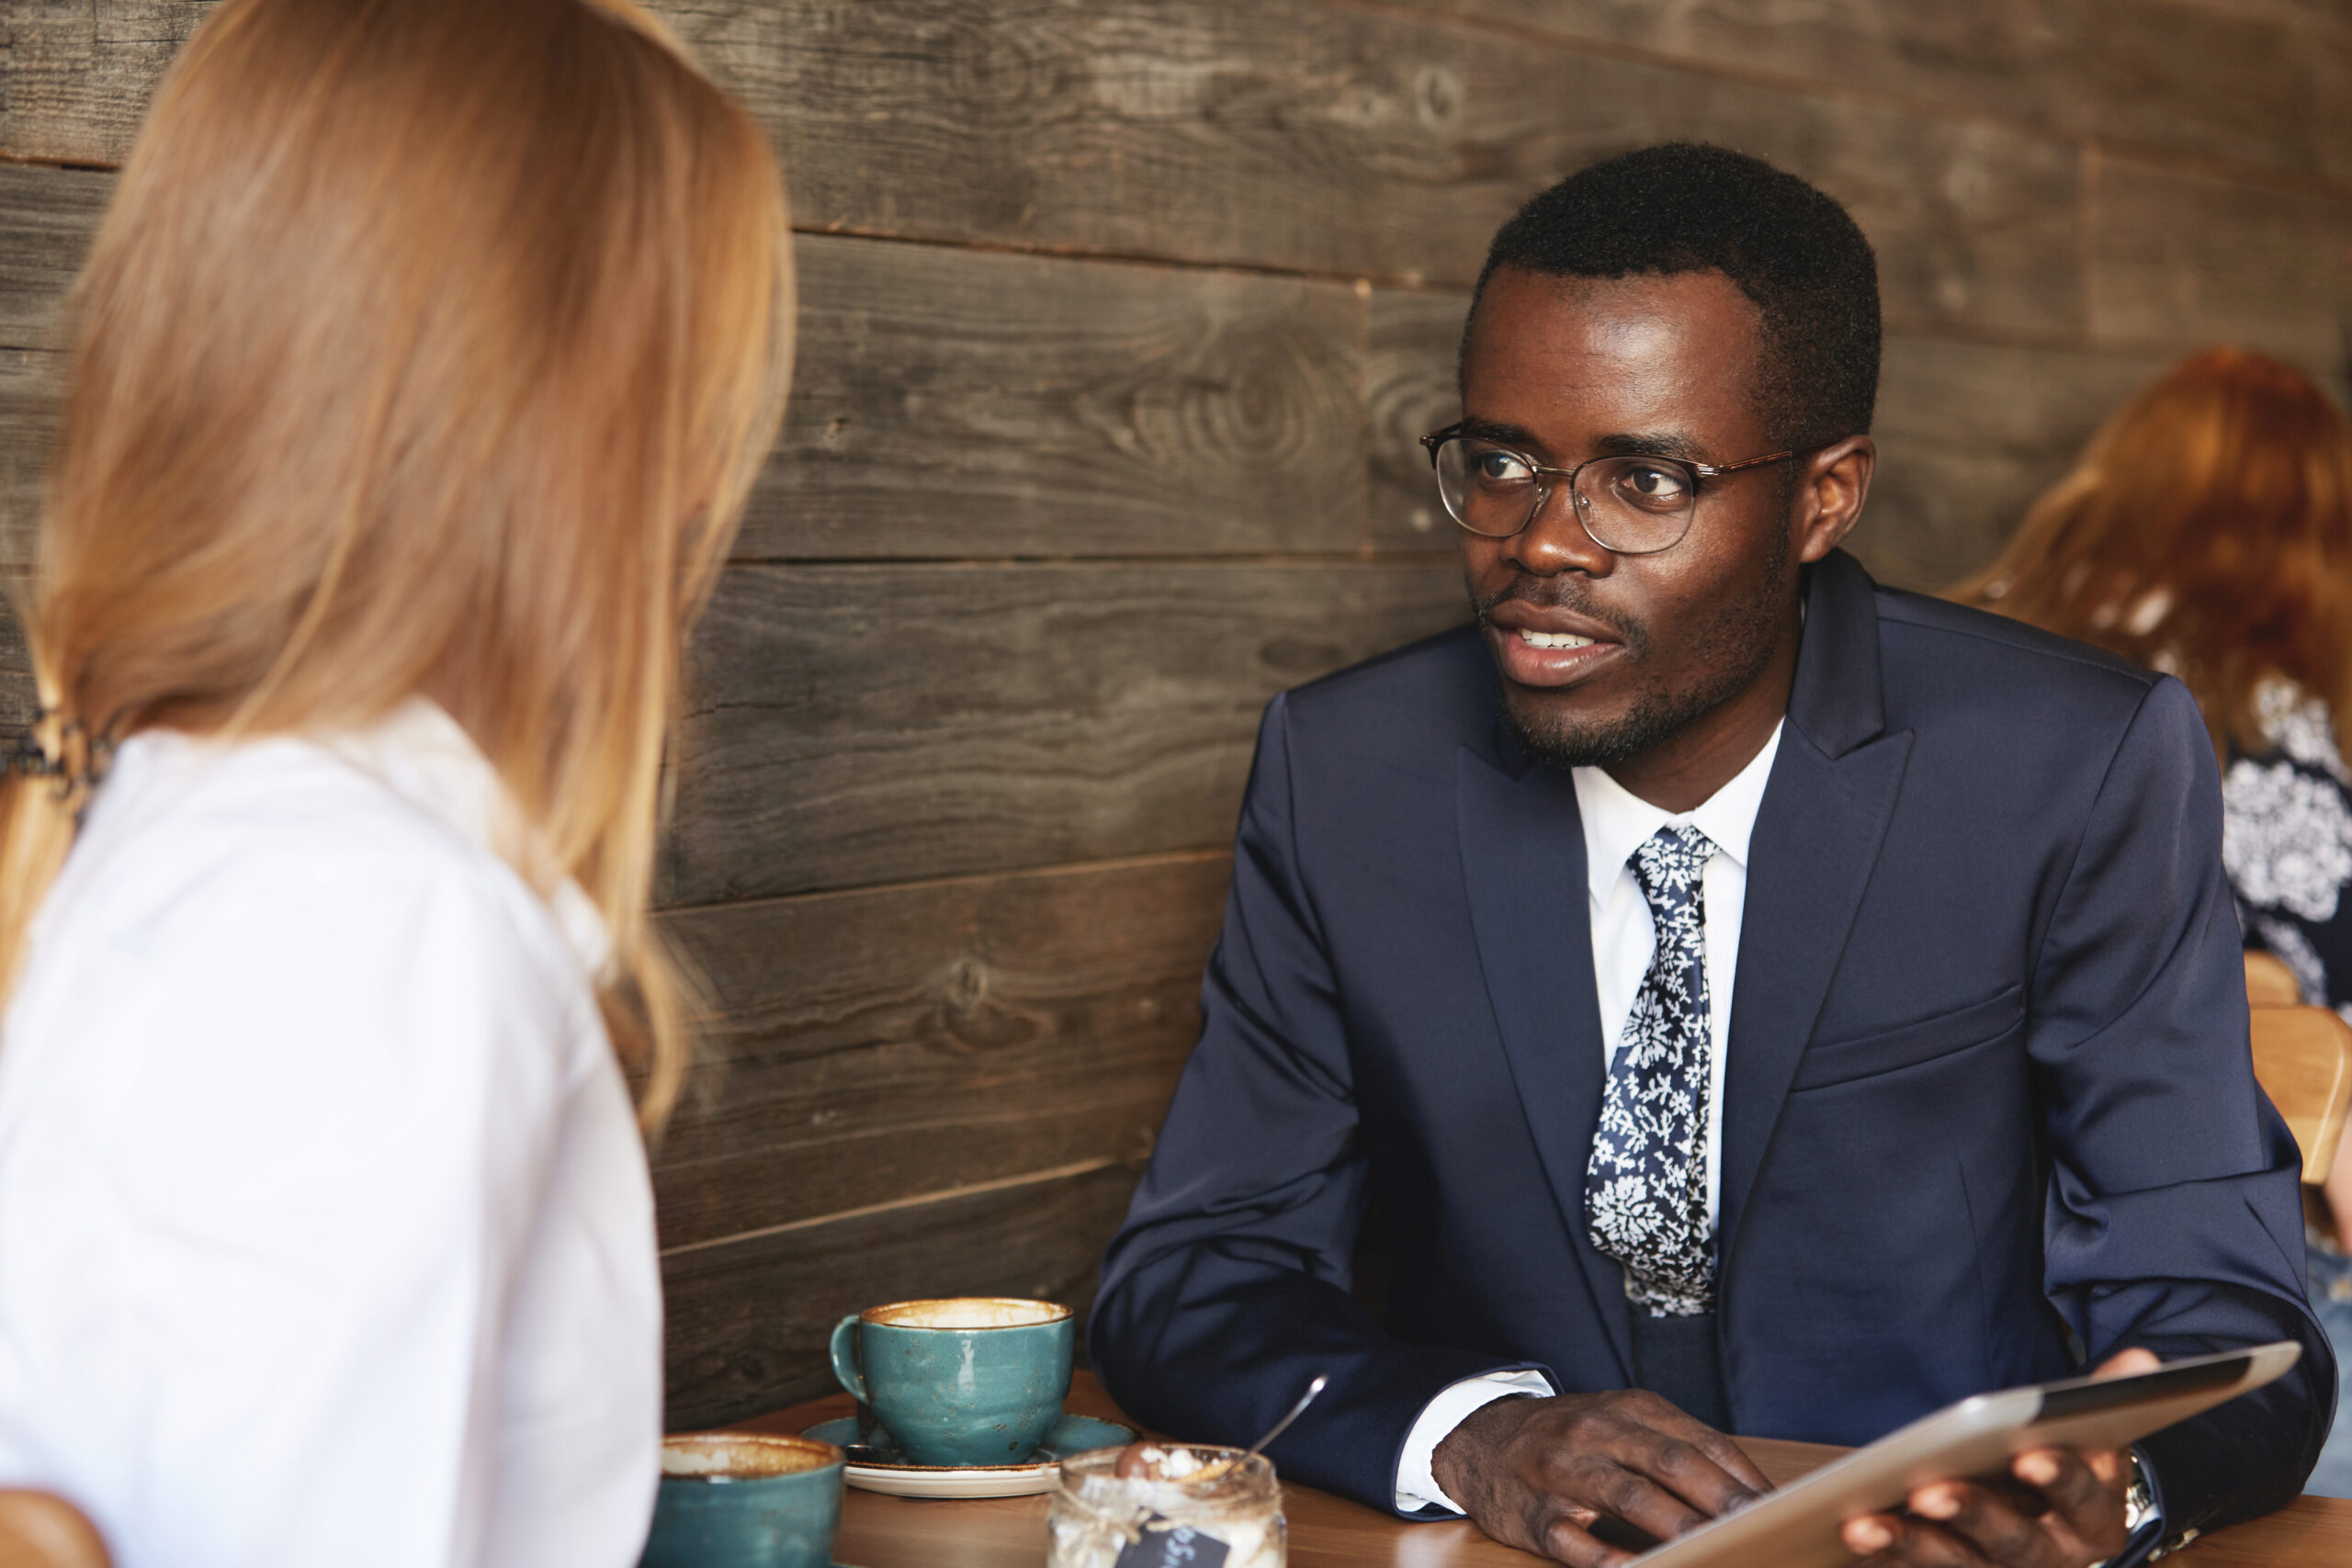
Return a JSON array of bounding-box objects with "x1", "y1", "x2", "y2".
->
[
  {"x1": 0, "y1": 1, "x2": 793, "y2": 1564},
  {"x1": 1961, "y1": 346, "x2": 2352, "y2": 1497}
]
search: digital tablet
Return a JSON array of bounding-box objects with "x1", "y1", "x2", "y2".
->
[{"x1": 1630, "y1": 1341, "x2": 2303, "y2": 1568}]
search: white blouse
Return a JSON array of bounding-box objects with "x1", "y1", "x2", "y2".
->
[{"x1": 0, "y1": 700, "x2": 662, "y2": 1568}]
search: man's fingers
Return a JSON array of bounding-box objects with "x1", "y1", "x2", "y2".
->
[
  {"x1": 1679, "y1": 1426, "x2": 1771, "y2": 1496},
  {"x1": 1535, "y1": 1514, "x2": 1641, "y2": 1568},
  {"x1": 1573, "y1": 1461, "x2": 1712, "y2": 1544},
  {"x1": 1842, "y1": 1511, "x2": 1995, "y2": 1568},
  {"x1": 2012, "y1": 1447, "x2": 2132, "y2": 1559},
  {"x1": 1449, "y1": 1388, "x2": 1775, "y2": 1562},
  {"x1": 1842, "y1": 1511, "x2": 1923, "y2": 1564},
  {"x1": 2090, "y1": 1347, "x2": 2161, "y2": 1381},
  {"x1": 1838, "y1": 1451, "x2": 2130, "y2": 1568},
  {"x1": 1843, "y1": 1510, "x2": 1901, "y2": 1558},
  {"x1": 1620, "y1": 1391, "x2": 1771, "y2": 1496},
  {"x1": 1627, "y1": 1427, "x2": 1766, "y2": 1517},
  {"x1": 1906, "y1": 1481, "x2": 2064, "y2": 1568}
]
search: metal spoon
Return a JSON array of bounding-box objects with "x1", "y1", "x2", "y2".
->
[
  {"x1": 1164, "y1": 1372, "x2": 1329, "y2": 1486},
  {"x1": 1119, "y1": 1371, "x2": 1332, "y2": 1486},
  {"x1": 1243, "y1": 1372, "x2": 1329, "y2": 1459}
]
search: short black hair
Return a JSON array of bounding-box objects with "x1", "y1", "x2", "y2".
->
[{"x1": 1470, "y1": 142, "x2": 1880, "y2": 451}]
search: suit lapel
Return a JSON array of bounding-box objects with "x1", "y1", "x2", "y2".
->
[
  {"x1": 1457, "y1": 735, "x2": 1634, "y2": 1380},
  {"x1": 1452, "y1": 550, "x2": 1907, "y2": 1371},
  {"x1": 1717, "y1": 552, "x2": 1914, "y2": 1259}
]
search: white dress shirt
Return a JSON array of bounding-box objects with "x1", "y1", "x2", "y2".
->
[
  {"x1": 1394, "y1": 722, "x2": 1784, "y2": 1513},
  {"x1": 0, "y1": 699, "x2": 663, "y2": 1568}
]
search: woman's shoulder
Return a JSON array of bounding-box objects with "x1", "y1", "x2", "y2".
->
[
  {"x1": 38, "y1": 727, "x2": 591, "y2": 1012},
  {"x1": 2243, "y1": 680, "x2": 2352, "y2": 784},
  {"x1": 0, "y1": 732, "x2": 645, "y2": 1410}
]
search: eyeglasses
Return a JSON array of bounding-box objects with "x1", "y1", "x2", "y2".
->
[{"x1": 1419, "y1": 423, "x2": 1819, "y2": 556}]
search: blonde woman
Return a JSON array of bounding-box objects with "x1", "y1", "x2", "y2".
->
[{"x1": 0, "y1": 1, "x2": 792, "y2": 1563}]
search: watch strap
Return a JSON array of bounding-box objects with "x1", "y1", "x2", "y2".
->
[{"x1": 2098, "y1": 1447, "x2": 2187, "y2": 1568}]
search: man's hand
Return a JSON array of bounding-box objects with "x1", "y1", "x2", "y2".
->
[
  {"x1": 1430, "y1": 1387, "x2": 1770, "y2": 1566},
  {"x1": 1839, "y1": 1348, "x2": 2162, "y2": 1568}
]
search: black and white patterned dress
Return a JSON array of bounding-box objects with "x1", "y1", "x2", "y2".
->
[{"x1": 2227, "y1": 680, "x2": 2352, "y2": 1020}]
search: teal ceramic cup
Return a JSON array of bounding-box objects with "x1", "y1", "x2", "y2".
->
[
  {"x1": 639, "y1": 1432, "x2": 843, "y2": 1568},
  {"x1": 828, "y1": 1296, "x2": 1075, "y2": 1465}
]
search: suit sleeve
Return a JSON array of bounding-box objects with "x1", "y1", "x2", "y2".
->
[
  {"x1": 2030, "y1": 674, "x2": 2335, "y2": 1534},
  {"x1": 1089, "y1": 694, "x2": 1550, "y2": 1514}
]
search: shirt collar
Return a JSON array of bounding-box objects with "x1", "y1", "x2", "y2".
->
[
  {"x1": 1572, "y1": 719, "x2": 1785, "y2": 906},
  {"x1": 319, "y1": 697, "x2": 614, "y2": 977}
]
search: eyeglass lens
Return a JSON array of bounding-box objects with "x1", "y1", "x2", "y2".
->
[{"x1": 1431, "y1": 438, "x2": 1698, "y2": 554}]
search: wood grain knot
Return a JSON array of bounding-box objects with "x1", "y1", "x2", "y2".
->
[
  {"x1": 1414, "y1": 65, "x2": 1461, "y2": 128},
  {"x1": 931, "y1": 955, "x2": 1043, "y2": 1052},
  {"x1": 944, "y1": 954, "x2": 992, "y2": 1010}
]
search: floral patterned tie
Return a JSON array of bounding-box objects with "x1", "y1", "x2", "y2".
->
[{"x1": 1586, "y1": 824, "x2": 1719, "y2": 1317}]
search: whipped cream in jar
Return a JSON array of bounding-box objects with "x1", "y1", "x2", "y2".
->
[{"x1": 1047, "y1": 1443, "x2": 1284, "y2": 1568}]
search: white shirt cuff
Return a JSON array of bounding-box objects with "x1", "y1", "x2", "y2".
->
[{"x1": 1393, "y1": 1370, "x2": 1557, "y2": 1514}]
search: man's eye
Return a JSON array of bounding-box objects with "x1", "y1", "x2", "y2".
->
[
  {"x1": 1470, "y1": 449, "x2": 1534, "y2": 484},
  {"x1": 1614, "y1": 462, "x2": 1692, "y2": 506}
]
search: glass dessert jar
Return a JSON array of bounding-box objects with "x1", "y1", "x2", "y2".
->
[{"x1": 1047, "y1": 1444, "x2": 1285, "y2": 1568}]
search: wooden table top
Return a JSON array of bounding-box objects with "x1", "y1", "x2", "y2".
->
[{"x1": 740, "y1": 1372, "x2": 2352, "y2": 1567}]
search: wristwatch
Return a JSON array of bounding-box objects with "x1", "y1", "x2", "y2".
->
[{"x1": 2099, "y1": 1448, "x2": 2187, "y2": 1567}]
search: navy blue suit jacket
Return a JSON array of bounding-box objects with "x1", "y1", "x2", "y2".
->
[{"x1": 1091, "y1": 551, "x2": 2332, "y2": 1535}]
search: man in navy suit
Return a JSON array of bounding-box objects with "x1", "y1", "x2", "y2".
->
[{"x1": 1090, "y1": 144, "x2": 2331, "y2": 1566}]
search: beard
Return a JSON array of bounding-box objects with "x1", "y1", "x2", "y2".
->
[{"x1": 1475, "y1": 530, "x2": 1792, "y2": 772}]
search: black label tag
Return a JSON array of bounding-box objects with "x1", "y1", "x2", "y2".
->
[{"x1": 1112, "y1": 1521, "x2": 1232, "y2": 1568}]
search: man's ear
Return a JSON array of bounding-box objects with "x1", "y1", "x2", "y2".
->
[{"x1": 1792, "y1": 435, "x2": 1875, "y2": 563}]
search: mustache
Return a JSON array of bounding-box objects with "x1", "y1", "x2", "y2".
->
[{"x1": 1471, "y1": 571, "x2": 1645, "y2": 649}]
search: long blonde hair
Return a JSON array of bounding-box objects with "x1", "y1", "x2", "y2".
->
[
  {"x1": 1956, "y1": 347, "x2": 2352, "y2": 761},
  {"x1": 0, "y1": 0, "x2": 795, "y2": 1130}
]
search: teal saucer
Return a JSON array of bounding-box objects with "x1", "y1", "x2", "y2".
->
[{"x1": 800, "y1": 1410, "x2": 1136, "y2": 1498}]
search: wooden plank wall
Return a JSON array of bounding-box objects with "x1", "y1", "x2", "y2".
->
[{"x1": 3, "y1": 1, "x2": 2349, "y2": 1427}]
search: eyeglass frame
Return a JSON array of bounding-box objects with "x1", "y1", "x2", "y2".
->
[{"x1": 1419, "y1": 423, "x2": 1833, "y2": 555}]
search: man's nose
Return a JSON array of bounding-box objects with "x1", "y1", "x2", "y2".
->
[{"x1": 1501, "y1": 483, "x2": 1615, "y2": 578}]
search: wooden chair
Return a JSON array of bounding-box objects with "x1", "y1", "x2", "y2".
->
[
  {"x1": 0, "y1": 1494, "x2": 108, "y2": 1568},
  {"x1": 2245, "y1": 954, "x2": 2352, "y2": 1188},
  {"x1": 2245, "y1": 949, "x2": 2303, "y2": 1009}
]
